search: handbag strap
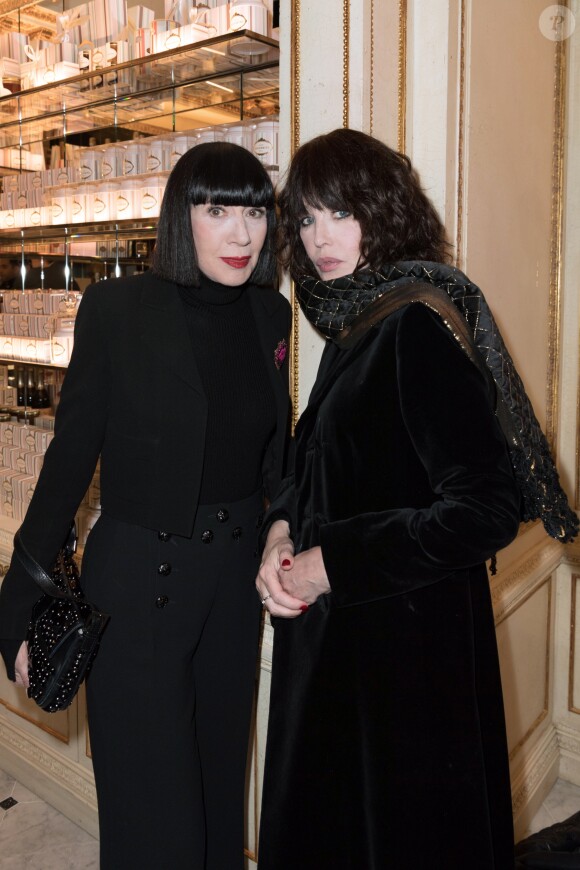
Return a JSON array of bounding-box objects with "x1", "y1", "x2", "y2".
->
[
  {"x1": 335, "y1": 281, "x2": 519, "y2": 447},
  {"x1": 14, "y1": 528, "x2": 79, "y2": 601}
]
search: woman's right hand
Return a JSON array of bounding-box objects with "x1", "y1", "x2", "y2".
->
[
  {"x1": 14, "y1": 640, "x2": 29, "y2": 689},
  {"x1": 256, "y1": 520, "x2": 308, "y2": 618}
]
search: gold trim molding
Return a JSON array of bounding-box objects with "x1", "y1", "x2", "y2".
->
[
  {"x1": 397, "y1": 0, "x2": 407, "y2": 153},
  {"x1": 369, "y1": 0, "x2": 375, "y2": 134},
  {"x1": 342, "y1": 0, "x2": 349, "y2": 128},
  {"x1": 290, "y1": 0, "x2": 301, "y2": 426},
  {"x1": 546, "y1": 26, "x2": 568, "y2": 451},
  {"x1": 455, "y1": 0, "x2": 466, "y2": 268}
]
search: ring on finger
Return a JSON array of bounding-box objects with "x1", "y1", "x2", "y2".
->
[{"x1": 261, "y1": 593, "x2": 272, "y2": 605}]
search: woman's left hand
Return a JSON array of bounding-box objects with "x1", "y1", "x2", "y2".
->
[{"x1": 278, "y1": 546, "x2": 330, "y2": 605}]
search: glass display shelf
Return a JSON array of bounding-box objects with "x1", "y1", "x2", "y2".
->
[
  {"x1": 0, "y1": 357, "x2": 68, "y2": 369},
  {"x1": 0, "y1": 217, "x2": 160, "y2": 244},
  {"x1": 0, "y1": 31, "x2": 279, "y2": 149}
]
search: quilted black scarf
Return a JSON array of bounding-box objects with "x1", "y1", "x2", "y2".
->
[{"x1": 295, "y1": 261, "x2": 579, "y2": 543}]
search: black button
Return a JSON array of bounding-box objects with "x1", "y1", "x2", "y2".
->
[
  {"x1": 201, "y1": 530, "x2": 214, "y2": 544},
  {"x1": 158, "y1": 562, "x2": 171, "y2": 576},
  {"x1": 232, "y1": 526, "x2": 242, "y2": 541},
  {"x1": 155, "y1": 595, "x2": 169, "y2": 608},
  {"x1": 158, "y1": 531, "x2": 171, "y2": 542},
  {"x1": 216, "y1": 509, "x2": 229, "y2": 523}
]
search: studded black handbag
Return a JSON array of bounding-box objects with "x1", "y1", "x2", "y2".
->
[{"x1": 15, "y1": 525, "x2": 109, "y2": 713}]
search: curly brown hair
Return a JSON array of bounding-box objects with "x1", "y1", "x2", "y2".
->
[{"x1": 277, "y1": 128, "x2": 452, "y2": 278}]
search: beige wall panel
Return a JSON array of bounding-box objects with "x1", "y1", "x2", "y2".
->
[
  {"x1": 496, "y1": 578, "x2": 551, "y2": 757},
  {"x1": 407, "y1": 0, "x2": 461, "y2": 222},
  {"x1": 462, "y1": 0, "x2": 556, "y2": 422}
]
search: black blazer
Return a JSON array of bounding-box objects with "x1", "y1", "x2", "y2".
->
[{"x1": 0, "y1": 270, "x2": 292, "y2": 639}]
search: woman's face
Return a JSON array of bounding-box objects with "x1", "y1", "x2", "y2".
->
[
  {"x1": 190, "y1": 203, "x2": 268, "y2": 285},
  {"x1": 299, "y1": 206, "x2": 363, "y2": 280}
]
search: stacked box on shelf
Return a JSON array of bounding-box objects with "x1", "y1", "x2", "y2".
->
[
  {"x1": 0, "y1": 423, "x2": 53, "y2": 523},
  {"x1": 0, "y1": 388, "x2": 16, "y2": 405},
  {"x1": 0, "y1": 421, "x2": 100, "y2": 543},
  {"x1": 0, "y1": 291, "x2": 78, "y2": 367},
  {"x1": 0, "y1": 313, "x2": 75, "y2": 339},
  {"x1": 2, "y1": 290, "x2": 80, "y2": 314}
]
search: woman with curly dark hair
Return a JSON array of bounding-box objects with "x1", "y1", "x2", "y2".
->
[{"x1": 255, "y1": 129, "x2": 523, "y2": 869}]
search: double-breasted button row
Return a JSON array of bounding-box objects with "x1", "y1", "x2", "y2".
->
[
  {"x1": 200, "y1": 527, "x2": 244, "y2": 543},
  {"x1": 155, "y1": 595, "x2": 169, "y2": 609},
  {"x1": 158, "y1": 562, "x2": 171, "y2": 576},
  {"x1": 216, "y1": 509, "x2": 229, "y2": 523}
]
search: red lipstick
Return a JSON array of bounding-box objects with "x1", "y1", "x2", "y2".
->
[{"x1": 221, "y1": 257, "x2": 251, "y2": 269}]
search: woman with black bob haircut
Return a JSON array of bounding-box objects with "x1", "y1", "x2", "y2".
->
[
  {"x1": 255, "y1": 127, "x2": 537, "y2": 868},
  {"x1": 153, "y1": 140, "x2": 277, "y2": 286},
  {"x1": 0, "y1": 141, "x2": 292, "y2": 869}
]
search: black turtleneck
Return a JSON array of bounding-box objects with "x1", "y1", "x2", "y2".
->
[{"x1": 179, "y1": 274, "x2": 276, "y2": 504}]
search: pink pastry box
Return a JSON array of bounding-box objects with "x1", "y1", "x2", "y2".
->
[
  {"x1": 0, "y1": 422, "x2": 54, "y2": 452},
  {"x1": 0, "y1": 335, "x2": 74, "y2": 365},
  {"x1": 0, "y1": 444, "x2": 45, "y2": 477},
  {"x1": 4, "y1": 314, "x2": 76, "y2": 339},
  {"x1": 1, "y1": 290, "x2": 80, "y2": 316},
  {"x1": 0, "y1": 468, "x2": 36, "y2": 517}
]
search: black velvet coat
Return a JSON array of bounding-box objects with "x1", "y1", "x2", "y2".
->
[{"x1": 258, "y1": 303, "x2": 521, "y2": 870}]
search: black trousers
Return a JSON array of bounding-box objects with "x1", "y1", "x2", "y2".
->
[{"x1": 82, "y1": 492, "x2": 263, "y2": 870}]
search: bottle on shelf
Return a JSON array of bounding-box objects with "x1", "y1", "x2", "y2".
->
[
  {"x1": 33, "y1": 369, "x2": 50, "y2": 410},
  {"x1": 16, "y1": 367, "x2": 25, "y2": 406},
  {"x1": 26, "y1": 368, "x2": 36, "y2": 407}
]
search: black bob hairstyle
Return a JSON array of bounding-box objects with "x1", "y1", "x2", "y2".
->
[
  {"x1": 152, "y1": 141, "x2": 276, "y2": 287},
  {"x1": 277, "y1": 128, "x2": 451, "y2": 279}
]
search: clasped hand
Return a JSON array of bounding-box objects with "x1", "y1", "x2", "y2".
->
[{"x1": 255, "y1": 519, "x2": 330, "y2": 618}]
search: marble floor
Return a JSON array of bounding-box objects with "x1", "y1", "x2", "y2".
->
[
  {"x1": 0, "y1": 768, "x2": 99, "y2": 869},
  {"x1": 0, "y1": 771, "x2": 580, "y2": 867}
]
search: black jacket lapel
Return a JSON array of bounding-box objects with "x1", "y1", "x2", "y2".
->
[{"x1": 137, "y1": 272, "x2": 206, "y2": 398}]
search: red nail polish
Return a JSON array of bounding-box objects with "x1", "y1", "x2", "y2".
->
[
  {"x1": 300, "y1": 605, "x2": 309, "y2": 612},
  {"x1": 281, "y1": 559, "x2": 291, "y2": 567}
]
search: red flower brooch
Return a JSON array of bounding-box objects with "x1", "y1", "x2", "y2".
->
[{"x1": 274, "y1": 339, "x2": 287, "y2": 369}]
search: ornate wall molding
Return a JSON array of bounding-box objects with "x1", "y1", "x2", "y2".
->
[
  {"x1": 0, "y1": 717, "x2": 98, "y2": 835},
  {"x1": 342, "y1": 0, "x2": 349, "y2": 127},
  {"x1": 289, "y1": 0, "x2": 301, "y2": 426},
  {"x1": 568, "y1": 572, "x2": 580, "y2": 713},
  {"x1": 547, "y1": 28, "x2": 568, "y2": 450},
  {"x1": 369, "y1": 0, "x2": 375, "y2": 134},
  {"x1": 511, "y1": 723, "x2": 559, "y2": 816},
  {"x1": 455, "y1": 0, "x2": 466, "y2": 267},
  {"x1": 397, "y1": 0, "x2": 407, "y2": 153},
  {"x1": 0, "y1": 696, "x2": 72, "y2": 743},
  {"x1": 491, "y1": 538, "x2": 561, "y2": 623}
]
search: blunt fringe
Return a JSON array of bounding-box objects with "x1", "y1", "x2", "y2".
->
[
  {"x1": 152, "y1": 141, "x2": 277, "y2": 287},
  {"x1": 277, "y1": 128, "x2": 452, "y2": 279}
]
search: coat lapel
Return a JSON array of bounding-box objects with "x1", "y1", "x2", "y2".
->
[{"x1": 137, "y1": 272, "x2": 206, "y2": 398}]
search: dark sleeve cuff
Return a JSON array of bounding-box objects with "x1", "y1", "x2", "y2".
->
[
  {"x1": 258, "y1": 509, "x2": 293, "y2": 555},
  {"x1": 0, "y1": 552, "x2": 43, "y2": 639},
  {"x1": 0, "y1": 638, "x2": 22, "y2": 681}
]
